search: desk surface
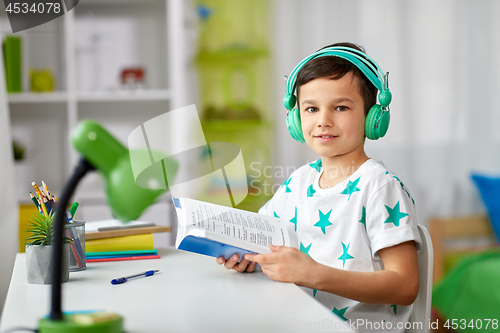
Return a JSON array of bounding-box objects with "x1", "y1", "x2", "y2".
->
[{"x1": 0, "y1": 248, "x2": 354, "y2": 333}]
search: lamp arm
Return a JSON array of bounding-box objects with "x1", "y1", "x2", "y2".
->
[{"x1": 50, "y1": 158, "x2": 95, "y2": 321}]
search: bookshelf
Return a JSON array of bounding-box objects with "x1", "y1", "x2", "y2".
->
[{"x1": 2, "y1": 0, "x2": 191, "y2": 245}]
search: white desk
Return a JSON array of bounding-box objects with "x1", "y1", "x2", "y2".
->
[{"x1": 0, "y1": 248, "x2": 355, "y2": 333}]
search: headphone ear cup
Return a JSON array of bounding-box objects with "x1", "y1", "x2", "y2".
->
[
  {"x1": 365, "y1": 105, "x2": 390, "y2": 140},
  {"x1": 283, "y1": 93, "x2": 297, "y2": 110},
  {"x1": 286, "y1": 108, "x2": 305, "y2": 143}
]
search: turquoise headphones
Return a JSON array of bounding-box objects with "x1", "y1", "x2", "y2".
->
[{"x1": 283, "y1": 46, "x2": 392, "y2": 142}]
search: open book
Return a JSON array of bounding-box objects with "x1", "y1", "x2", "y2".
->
[{"x1": 173, "y1": 198, "x2": 298, "y2": 259}]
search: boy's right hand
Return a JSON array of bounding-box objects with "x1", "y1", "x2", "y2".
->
[{"x1": 216, "y1": 254, "x2": 258, "y2": 273}]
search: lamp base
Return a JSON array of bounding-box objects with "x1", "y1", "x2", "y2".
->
[{"x1": 38, "y1": 312, "x2": 123, "y2": 333}]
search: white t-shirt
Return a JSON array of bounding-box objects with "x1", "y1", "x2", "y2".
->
[{"x1": 258, "y1": 159, "x2": 422, "y2": 332}]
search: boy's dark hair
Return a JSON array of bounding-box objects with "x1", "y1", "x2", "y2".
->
[{"x1": 295, "y1": 42, "x2": 377, "y2": 116}]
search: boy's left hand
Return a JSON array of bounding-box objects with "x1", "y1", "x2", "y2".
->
[{"x1": 245, "y1": 245, "x2": 317, "y2": 285}]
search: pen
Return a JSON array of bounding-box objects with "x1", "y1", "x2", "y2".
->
[
  {"x1": 111, "y1": 270, "x2": 159, "y2": 285},
  {"x1": 70, "y1": 202, "x2": 79, "y2": 218}
]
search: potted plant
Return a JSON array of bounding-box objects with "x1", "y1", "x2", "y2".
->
[{"x1": 25, "y1": 212, "x2": 73, "y2": 284}]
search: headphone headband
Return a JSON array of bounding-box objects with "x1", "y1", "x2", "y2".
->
[{"x1": 283, "y1": 46, "x2": 391, "y2": 110}]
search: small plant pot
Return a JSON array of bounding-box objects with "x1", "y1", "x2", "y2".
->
[{"x1": 26, "y1": 244, "x2": 70, "y2": 284}]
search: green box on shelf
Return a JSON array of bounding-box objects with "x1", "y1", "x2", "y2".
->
[
  {"x1": 3, "y1": 35, "x2": 22, "y2": 93},
  {"x1": 196, "y1": 0, "x2": 269, "y2": 53},
  {"x1": 196, "y1": 48, "x2": 270, "y2": 122}
]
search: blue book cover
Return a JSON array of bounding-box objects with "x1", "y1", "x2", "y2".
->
[{"x1": 178, "y1": 236, "x2": 255, "y2": 260}]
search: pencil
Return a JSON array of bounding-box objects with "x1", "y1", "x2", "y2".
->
[
  {"x1": 29, "y1": 192, "x2": 39, "y2": 209},
  {"x1": 64, "y1": 207, "x2": 84, "y2": 267},
  {"x1": 41, "y1": 180, "x2": 53, "y2": 199},
  {"x1": 46, "y1": 196, "x2": 53, "y2": 209},
  {"x1": 30, "y1": 192, "x2": 43, "y2": 214},
  {"x1": 42, "y1": 196, "x2": 52, "y2": 215},
  {"x1": 49, "y1": 197, "x2": 56, "y2": 210},
  {"x1": 30, "y1": 192, "x2": 43, "y2": 215},
  {"x1": 43, "y1": 181, "x2": 60, "y2": 202},
  {"x1": 43, "y1": 179, "x2": 82, "y2": 265},
  {"x1": 66, "y1": 228, "x2": 83, "y2": 267},
  {"x1": 38, "y1": 194, "x2": 49, "y2": 217},
  {"x1": 31, "y1": 182, "x2": 44, "y2": 199}
]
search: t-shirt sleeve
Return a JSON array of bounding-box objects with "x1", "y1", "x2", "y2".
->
[
  {"x1": 257, "y1": 177, "x2": 291, "y2": 217},
  {"x1": 365, "y1": 180, "x2": 422, "y2": 260},
  {"x1": 258, "y1": 199, "x2": 272, "y2": 216}
]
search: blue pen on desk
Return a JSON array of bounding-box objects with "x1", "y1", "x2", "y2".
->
[{"x1": 111, "y1": 270, "x2": 160, "y2": 285}]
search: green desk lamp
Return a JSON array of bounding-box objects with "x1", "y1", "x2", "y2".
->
[{"x1": 38, "y1": 120, "x2": 178, "y2": 333}]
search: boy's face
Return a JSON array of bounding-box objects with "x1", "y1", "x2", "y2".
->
[{"x1": 299, "y1": 71, "x2": 366, "y2": 162}]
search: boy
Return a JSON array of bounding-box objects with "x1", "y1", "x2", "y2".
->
[{"x1": 217, "y1": 42, "x2": 422, "y2": 331}]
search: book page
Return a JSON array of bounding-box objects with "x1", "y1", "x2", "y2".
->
[{"x1": 174, "y1": 198, "x2": 297, "y2": 251}]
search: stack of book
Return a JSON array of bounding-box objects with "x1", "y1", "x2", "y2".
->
[{"x1": 85, "y1": 222, "x2": 171, "y2": 263}]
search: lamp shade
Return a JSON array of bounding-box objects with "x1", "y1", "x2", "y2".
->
[{"x1": 71, "y1": 120, "x2": 178, "y2": 222}]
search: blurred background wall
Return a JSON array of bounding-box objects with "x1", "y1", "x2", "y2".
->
[
  {"x1": 191, "y1": 0, "x2": 500, "y2": 226},
  {"x1": 269, "y1": 0, "x2": 500, "y2": 226}
]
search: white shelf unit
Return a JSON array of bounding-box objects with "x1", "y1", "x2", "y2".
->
[{"x1": 3, "y1": 0, "x2": 191, "y2": 245}]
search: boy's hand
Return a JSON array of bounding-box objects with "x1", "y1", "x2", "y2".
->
[
  {"x1": 245, "y1": 245, "x2": 317, "y2": 285},
  {"x1": 216, "y1": 254, "x2": 258, "y2": 273}
]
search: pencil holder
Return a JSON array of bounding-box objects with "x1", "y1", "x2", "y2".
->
[{"x1": 68, "y1": 220, "x2": 86, "y2": 271}]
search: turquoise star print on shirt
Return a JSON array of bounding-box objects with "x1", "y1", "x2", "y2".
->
[
  {"x1": 300, "y1": 242, "x2": 312, "y2": 256},
  {"x1": 289, "y1": 207, "x2": 298, "y2": 232},
  {"x1": 300, "y1": 243, "x2": 317, "y2": 296},
  {"x1": 282, "y1": 177, "x2": 292, "y2": 193},
  {"x1": 309, "y1": 159, "x2": 322, "y2": 172},
  {"x1": 359, "y1": 206, "x2": 366, "y2": 231},
  {"x1": 340, "y1": 177, "x2": 361, "y2": 201},
  {"x1": 391, "y1": 175, "x2": 415, "y2": 205},
  {"x1": 384, "y1": 201, "x2": 408, "y2": 227},
  {"x1": 338, "y1": 242, "x2": 354, "y2": 268},
  {"x1": 332, "y1": 306, "x2": 348, "y2": 321},
  {"x1": 314, "y1": 209, "x2": 333, "y2": 234},
  {"x1": 306, "y1": 184, "x2": 316, "y2": 197}
]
